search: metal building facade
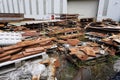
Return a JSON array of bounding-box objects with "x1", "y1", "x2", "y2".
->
[{"x1": 0, "y1": 0, "x2": 67, "y2": 19}]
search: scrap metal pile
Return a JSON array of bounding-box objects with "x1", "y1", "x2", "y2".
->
[{"x1": 0, "y1": 13, "x2": 120, "y2": 80}]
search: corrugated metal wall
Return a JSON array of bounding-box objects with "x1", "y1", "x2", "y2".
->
[
  {"x1": 107, "y1": 0, "x2": 120, "y2": 21},
  {"x1": 0, "y1": 0, "x2": 67, "y2": 19},
  {"x1": 97, "y1": 0, "x2": 120, "y2": 21}
]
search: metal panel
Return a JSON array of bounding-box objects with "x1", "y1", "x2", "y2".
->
[
  {"x1": 97, "y1": 0, "x2": 120, "y2": 21},
  {"x1": 22, "y1": 0, "x2": 26, "y2": 14},
  {"x1": 2, "y1": 0, "x2": 7, "y2": 13},
  {"x1": 36, "y1": 0, "x2": 39, "y2": 15},
  {"x1": 11, "y1": 0, "x2": 15, "y2": 13},
  {"x1": 43, "y1": 0, "x2": 46, "y2": 15},
  {"x1": 60, "y1": 0, "x2": 63, "y2": 13},
  {"x1": 54, "y1": 0, "x2": 60, "y2": 14},
  {"x1": 31, "y1": 0, "x2": 37, "y2": 15},
  {"x1": 6, "y1": 0, "x2": 10, "y2": 13},
  {"x1": 17, "y1": 0, "x2": 20, "y2": 13},
  {"x1": 24, "y1": 0, "x2": 30, "y2": 15},
  {"x1": 13, "y1": 0, "x2": 19, "y2": 13},
  {"x1": 107, "y1": 0, "x2": 120, "y2": 21},
  {"x1": 19, "y1": 0, "x2": 24, "y2": 13},
  {"x1": 0, "y1": 0, "x2": 67, "y2": 19},
  {"x1": 8, "y1": 0, "x2": 14, "y2": 13},
  {"x1": 63, "y1": 0, "x2": 67, "y2": 13},
  {"x1": 46, "y1": 0, "x2": 52, "y2": 14},
  {"x1": 0, "y1": 0, "x2": 4, "y2": 13},
  {"x1": 38, "y1": 0, "x2": 44, "y2": 16},
  {"x1": 68, "y1": 0, "x2": 98, "y2": 18},
  {"x1": 51, "y1": 0, "x2": 54, "y2": 14}
]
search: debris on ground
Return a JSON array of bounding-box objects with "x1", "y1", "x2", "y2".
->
[{"x1": 0, "y1": 13, "x2": 120, "y2": 80}]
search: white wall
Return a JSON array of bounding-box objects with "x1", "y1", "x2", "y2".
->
[
  {"x1": 97, "y1": 0, "x2": 105, "y2": 21},
  {"x1": 107, "y1": 0, "x2": 120, "y2": 21},
  {"x1": 97, "y1": 0, "x2": 120, "y2": 21},
  {"x1": 68, "y1": 0, "x2": 99, "y2": 18},
  {"x1": 0, "y1": 0, "x2": 67, "y2": 19}
]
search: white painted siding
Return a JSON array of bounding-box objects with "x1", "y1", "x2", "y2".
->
[
  {"x1": 68, "y1": 0, "x2": 99, "y2": 19},
  {"x1": 97, "y1": 0, "x2": 105, "y2": 21},
  {"x1": 0, "y1": 0, "x2": 67, "y2": 19},
  {"x1": 97, "y1": 0, "x2": 120, "y2": 21},
  {"x1": 107, "y1": 0, "x2": 120, "y2": 21}
]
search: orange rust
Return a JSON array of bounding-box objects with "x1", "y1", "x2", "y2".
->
[{"x1": 67, "y1": 39, "x2": 80, "y2": 46}]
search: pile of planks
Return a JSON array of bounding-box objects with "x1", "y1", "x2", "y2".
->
[{"x1": 0, "y1": 37, "x2": 56, "y2": 63}]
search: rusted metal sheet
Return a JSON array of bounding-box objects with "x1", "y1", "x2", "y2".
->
[
  {"x1": 69, "y1": 47, "x2": 88, "y2": 61},
  {"x1": 79, "y1": 46, "x2": 96, "y2": 57},
  {"x1": 67, "y1": 39, "x2": 80, "y2": 46}
]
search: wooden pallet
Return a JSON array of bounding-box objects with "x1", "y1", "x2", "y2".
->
[{"x1": 0, "y1": 52, "x2": 48, "y2": 74}]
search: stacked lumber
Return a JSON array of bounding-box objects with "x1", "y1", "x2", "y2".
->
[{"x1": 0, "y1": 37, "x2": 56, "y2": 63}]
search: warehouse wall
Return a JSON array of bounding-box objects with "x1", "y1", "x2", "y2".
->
[
  {"x1": 67, "y1": 0, "x2": 99, "y2": 18},
  {"x1": 0, "y1": 0, "x2": 67, "y2": 19},
  {"x1": 107, "y1": 0, "x2": 120, "y2": 21},
  {"x1": 97, "y1": 0, "x2": 120, "y2": 21}
]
